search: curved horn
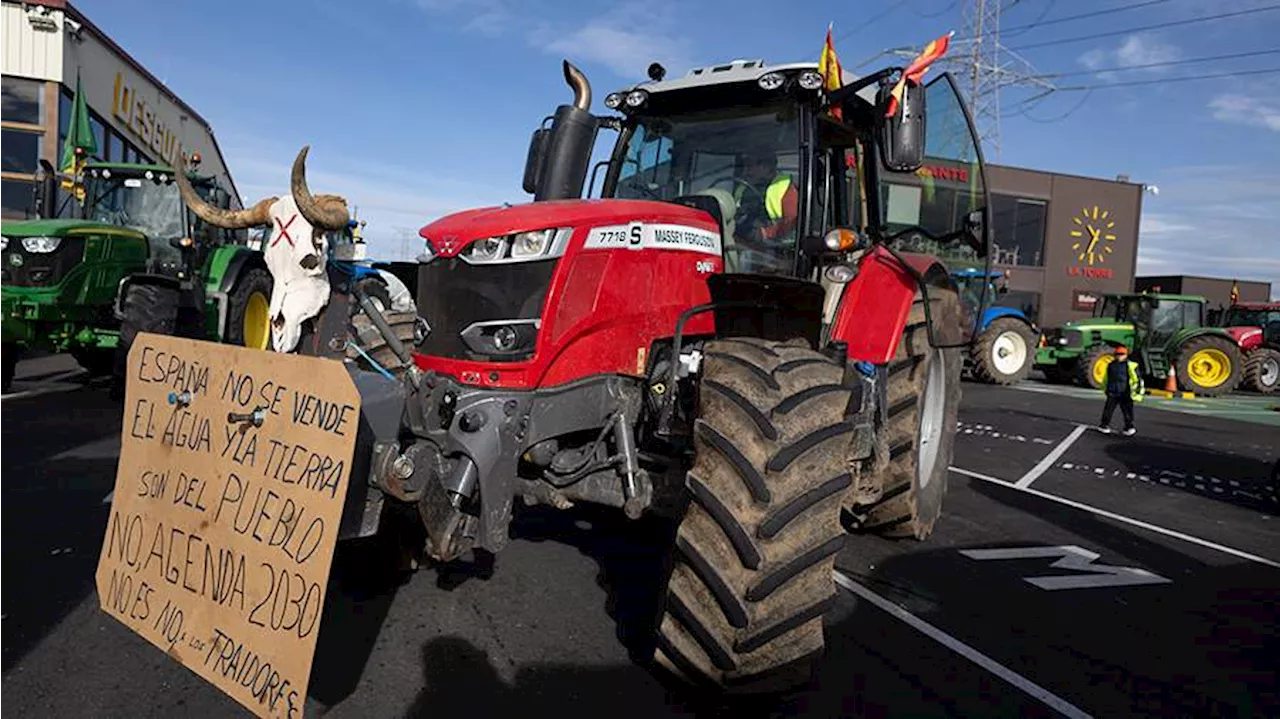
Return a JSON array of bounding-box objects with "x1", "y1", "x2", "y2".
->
[
  {"x1": 291, "y1": 146, "x2": 349, "y2": 231},
  {"x1": 173, "y1": 152, "x2": 275, "y2": 229},
  {"x1": 563, "y1": 60, "x2": 591, "y2": 111}
]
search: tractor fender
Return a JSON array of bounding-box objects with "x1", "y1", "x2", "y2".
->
[
  {"x1": 207, "y1": 248, "x2": 269, "y2": 342},
  {"x1": 831, "y1": 248, "x2": 959, "y2": 364},
  {"x1": 980, "y1": 305, "x2": 1037, "y2": 334},
  {"x1": 114, "y1": 273, "x2": 180, "y2": 321},
  {"x1": 1224, "y1": 326, "x2": 1264, "y2": 351}
]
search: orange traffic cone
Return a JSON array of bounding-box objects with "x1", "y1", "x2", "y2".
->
[{"x1": 1164, "y1": 365, "x2": 1178, "y2": 393}]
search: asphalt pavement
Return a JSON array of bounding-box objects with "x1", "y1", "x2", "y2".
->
[{"x1": 3, "y1": 354, "x2": 1278, "y2": 718}]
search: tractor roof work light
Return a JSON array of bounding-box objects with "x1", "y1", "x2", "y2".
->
[
  {"x1": 757, "y1": 71, "x2": 785, "y2": 90},
  {"x1": 605, "y1": 93, "x2": 623, "y2": 110},
  {"x1": 625, "y1": 90, "x2": 648, "y2": 107},
  {"x1": 797, "y1": 70, "x2": 824, "y2": 90}
]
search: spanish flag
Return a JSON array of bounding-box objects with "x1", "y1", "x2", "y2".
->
[
  {"x1": 1230, "y1": 280, "x2": 1240, "y2": 305},
  {"x1": 885, "y1": 31, "x2": 954, "y2": 118},
  {"x1": 819, "y1": 23, "x2": 844, "y2": 121}
]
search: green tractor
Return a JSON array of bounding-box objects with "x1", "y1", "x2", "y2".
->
[
  {"x1": 1034, "y1": 291, "x2": 1244, "y2": 397},
  {"x1": 1, "y1": 156, "x2": 273, "y2": 393}
]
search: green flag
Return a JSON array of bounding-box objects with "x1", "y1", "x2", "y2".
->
[{"x1": 59, "y1": 73, "x2": 97, "y2": 200}]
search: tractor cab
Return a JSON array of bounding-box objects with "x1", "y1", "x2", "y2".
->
[
  {"x1": 521, "y1": 57, "x2": 992, "y2": 342},
  {"x1": 78, "y1": 160, "x2": 239, "y2": 281}
]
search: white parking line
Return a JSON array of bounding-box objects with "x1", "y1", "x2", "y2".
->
[
  {"x1": 832, "y1": 571, "x2": 1093, "y2": 719},
  {"x1": 950, "y1": 466, "x2": 1280, "y2": 570},
  {"x1": 1015, "y1": 424, "x2": 1087, "y2": 489}
]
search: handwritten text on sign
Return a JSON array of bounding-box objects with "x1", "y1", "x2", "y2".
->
[{"x1": 95, "y1": 333, "x2": 361, "y2": 718}]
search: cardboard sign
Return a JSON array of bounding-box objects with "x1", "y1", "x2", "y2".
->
[{"x1": 95, "y1": 333, "x2": 361, "y2": 718}]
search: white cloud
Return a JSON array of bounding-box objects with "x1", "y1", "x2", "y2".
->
[
  {"x1": 1208, "y1": 94, "x2": 1280, "y2": 132},
  {"x1": 531, "y1": 4, "x2": 692, "y2": 80},
  {"x1": 1076, "y1": 34, "x2": 1180, "y2": 81}
]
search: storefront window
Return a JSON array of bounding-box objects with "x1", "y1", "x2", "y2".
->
[
  {"x1": 992, "y1": 194, "x2": 1047, "y2": 267},
  {"x1": 2, "y1": 128, "x2": 42, "y2": 173},
  {"x1": 108, "y1": 130, "x2": 125, "y2": 162},
  {"x1": 1, "y1": 178, "x2": 36, "y2": 217},
  {"x1": 2, "y1": 77, "x2": 43, "y2": 125},
  {"x1": 89, "y1": 113, "x2": 106, "y2": 161}
]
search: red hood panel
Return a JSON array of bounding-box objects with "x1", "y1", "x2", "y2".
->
[
  {"x1": 1225, "y1": 326, "x2": 1264, "y2": 350},
  {"x1": 418, "y1": 199, "x2": 718, "y2": 257}
]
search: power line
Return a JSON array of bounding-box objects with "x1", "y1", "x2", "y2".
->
[
  {"x1": 999, "y1": 0, "x2": 1058, "y2": 39},
  {"x1": 835, "y1": 3, "x2": 904, "y2": 43},
  {"x1": 1039, "y1": 66, "x2": 1280, "y2": 92},
  {"x1": 1043, "y1": 48, "x2": 1280, "y2": 78},
  {"x1": 1000, "y1": 0, "x2": 1174, "y2": 35},
  {"x1": 1009, "y1": 4, "x2": 1280, "y2": 51}
]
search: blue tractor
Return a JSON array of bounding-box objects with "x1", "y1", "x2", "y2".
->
[{"x1": 953, "y1": 268, "x2": 1039, "y2": 385}]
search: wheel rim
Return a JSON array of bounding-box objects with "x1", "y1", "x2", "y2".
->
[
  {"x1": 1187, "y1": 348, "x2": 1231, "y2": 388},
  {"x1": 917, "y1": 348, "x2": 947, "y2": 490},
  {"x1": 1261, "y1": 356, "x2": 1280, "y2": 387},
  {"x1": 991, "y1": 330, "x2": 1027, "y2": 376},
  {"x1": 244, "y1": 291, "x2": 271, "y2": 350},
  {"x1": 1092, "y1": 353, "x2": 1115, "y2": 386}
]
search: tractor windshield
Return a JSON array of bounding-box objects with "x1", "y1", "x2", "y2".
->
[
  {"x1": 1223, "y1": 306, "x2": 1280, "y2": 327},
  {"x1": 612, "y1": 102, "x2": 801, "y2": 275},
  {"x1": 83, "y1": 171, "x2": 185, "y2": 241}
]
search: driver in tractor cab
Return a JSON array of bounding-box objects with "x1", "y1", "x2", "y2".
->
[{"x1": 732, "y1": 150, "x2": 798, "y2": 246}]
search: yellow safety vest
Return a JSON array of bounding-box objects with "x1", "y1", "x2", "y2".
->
[{"x1": 734, "y1": 175, "x2": 792, "y2": 221}]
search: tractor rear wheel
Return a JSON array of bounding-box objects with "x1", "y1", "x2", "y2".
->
[
  {"x1": 224, "y1": 267, "x2": 274, "y2": 350},
  {"x1": 849, "y1": 288, "x2": 962, "y2": 539},
  {"x1": 1078, "y1": 345, "x2": 1114, "y2": 390},
  {"x1": 1244, "y1": 347, "x2": 1280, "y2": 394},
  {"x1": 113, "y1": 283, "x2": 179, "y2": 398},
  {"x1": 970, "y1": 317, "x2": 1035, "y2": 385},
  {"x1": 1176, "y1": 335, "x2": 1243, "y2": 397},
  {"x1": 653, "y1": 338, "x2": 858, "y2": 691}
]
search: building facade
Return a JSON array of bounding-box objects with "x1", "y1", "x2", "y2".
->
[{"x1": 1, "y1": 0, "x2": 241, "y2": 220}]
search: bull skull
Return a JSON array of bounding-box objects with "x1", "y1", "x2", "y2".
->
[{"x1": 173, "y1": 145, "x2": 351, "y2": 231}]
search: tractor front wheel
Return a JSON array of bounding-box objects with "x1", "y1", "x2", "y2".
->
[
  {"x1": 224, "y1": 267, "x2": 274, "y2": 350},
  {"x1": 970, "y1": 317, "x2": 1035, "y2": 385},
  {"x1": 848, "y1": 288, "x2": 962, "y2": 539},
  {"x1": 1176, "y1": 335, "x2": 1243, "y2": 397},
  {"x1": 113, "y1": 283, "x2": 179, "y2": 398},
  {"x1": 1244, "y1": 347, "x2": 1280, "y2": 394},
  {"x1": 653, "y1": 338, "x2": 858, "y2": 691}
]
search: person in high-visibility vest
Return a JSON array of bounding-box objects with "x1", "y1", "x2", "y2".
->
[
  {"x1": 732, "y1": 151, "x2": 799, "y2": 245},
  {"x1": 1098, "y1": 345, "x2": 1144, "y2": 436}
]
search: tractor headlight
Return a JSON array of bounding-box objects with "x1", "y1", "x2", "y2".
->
[
  {"x1": 1, "y1": 236, "x2": 8, "y2": 251},
  {"x1": 461, "y1": 228, "x2": 571, "y2": 264},
  {"x1": 798, "y1": 70, "x2": 824, "y2": 90},
  {"x1": 758, "y1": 72, "x2": 785, "y2": 90},
  {"x1": 22, "y1": 236, "x2": 61, "y2": 253},
  {"x1": 460, "y1": 319, "x2": 540, "y2": 358}
]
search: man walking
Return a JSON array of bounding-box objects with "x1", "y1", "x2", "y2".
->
[{"x1": 1099, "y1": 345, "x2": 1144, "y2": 435}]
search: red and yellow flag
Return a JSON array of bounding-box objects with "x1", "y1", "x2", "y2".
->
[
  {"x1": 1230, "y1": 280, "x2": 1240, "y2": 305},
  {"x1": 885, "y1": 30, "x2": 954, "y2": 118},
  {"x1": 819, "y1": 23, "x2": 844, "y2": 121}
]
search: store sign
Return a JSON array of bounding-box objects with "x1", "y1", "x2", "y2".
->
[
  {"x1": 917, "y1": 165, "x2": 970, "y2": 183},
  {"x1": 1068, "y1": 266, "x2": 1114, "y2": 279},
  {"x1": 1072, "y1": 290, "x2": 1099, "y2": 311},
  {"x1": 1066, "y1": 203, "x2": 1119, "y2": 280},
  {"x1": 112, "y1": 71, "x2": 184, "y2": 166}
]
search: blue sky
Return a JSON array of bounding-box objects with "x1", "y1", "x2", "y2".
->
[{"x1": 83, "y1": 0, "x2": 1279, "y2": 289}]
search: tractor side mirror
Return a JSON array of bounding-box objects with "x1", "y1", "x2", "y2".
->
[
  {"x1": 877, "y1": 79, "x2": 926, "y2": 172},
  {"x1": 522, "y1": 127, "x2": 552, "y2": 195}
]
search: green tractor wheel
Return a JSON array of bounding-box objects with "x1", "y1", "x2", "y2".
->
[
  {"x1": 224, "y1": 268, "x2": 275, "y2": 351},
  {"x1": 1176, "y1": 335, "x2": 1244, "y2": 397},
  {"x1": 1077, "y1": 345, "x2": 1115, "y2": 390}
]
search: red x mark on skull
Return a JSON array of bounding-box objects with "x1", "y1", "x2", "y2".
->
[{"x1": 271, "y1": 214, "x2": 297, "y2": 248}]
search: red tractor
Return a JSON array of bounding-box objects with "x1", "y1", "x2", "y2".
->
[
  {"x1": 1219, "y1": 301, "x2": 1280, "y2": 393},
  {"x1": 296, "y1": 50, "x2": 991, "y2": 691}
]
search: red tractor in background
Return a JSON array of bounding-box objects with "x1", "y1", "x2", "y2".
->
[
  {"x1": 285, "y1": 44, "x2": 992, "y2": 691},
  {"x1": 1218, "y1": 301, "x2": 1280, "y2": 393}
]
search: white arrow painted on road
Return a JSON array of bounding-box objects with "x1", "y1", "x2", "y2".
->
[{"x1": 959, "y1": 545, "x2": 1173, "y2": 590}]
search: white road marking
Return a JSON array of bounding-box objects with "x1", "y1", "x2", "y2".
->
[
  {"x1": 959, "y1": 545, "x2": 1173, "y2": 590},
  {"x1": 949, "y1": 466, "x2": 1280, "y2": 570},
  {"x1": 1015, "y1": 424, "x2": 1087, "y2": 489},
  {"x1": 832, "y1": 571, "x2": 1093, "y2": 719}
]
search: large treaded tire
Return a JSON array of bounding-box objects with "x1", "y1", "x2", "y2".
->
[
  {"x1": 850, "y1": 289, "x2": 962, "y2": 539},
  {"x1": 346, "y1": 311, "x2": 420, "y2": 379},
  {"x1": 969, "y1": 317, "x2": 1035, "y2": 385},
  {"x1": 223, "y1": 267, "x2": 274, "y2": 350},
  {"x1": 112, "y1": 283, "x2": 179, "y2": 398},
  {"x1": 1243, "y1": 347, "x2": 1280, "y2": 394},
  {"x1": 1077, "y1": 344, "x2": 1113, "y2": 390},
  {"x1": 1176, "y1": 334, "x2": 1244, "y2": 397},
  {"x1": 653, "y1": 337, "x2": 858, "y2": 691}
]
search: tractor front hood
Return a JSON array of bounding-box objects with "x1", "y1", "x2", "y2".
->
[
  {"x1": 1224, "y1": 326, "x2": 1264, "y2": 351},
  {"x1": 418, "y1": 198, "x2": 717, "y2": 258},
  {"x1": 1, "y1": 218, "x2": 145, "y2": 240},
  {"x1": 1058, "y1": 318, "x2": 1134, "y2": 333}
]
